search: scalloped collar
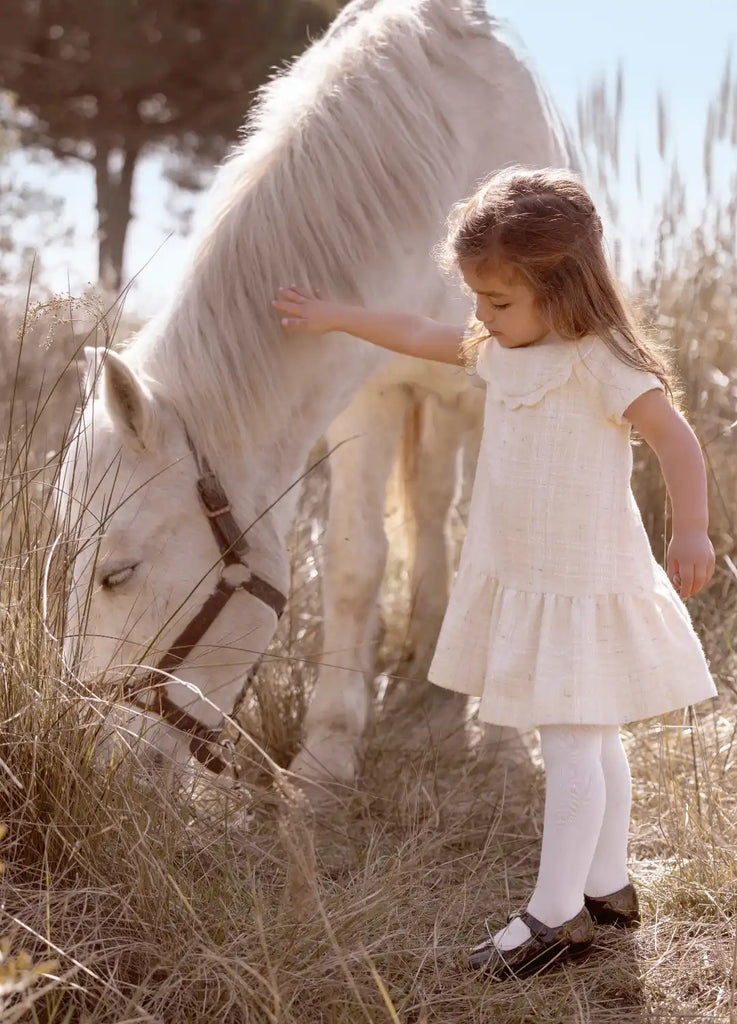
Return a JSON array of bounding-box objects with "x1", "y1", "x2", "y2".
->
[{"x1": 476, "y1": 333, "x2": 596, "y2": 408}]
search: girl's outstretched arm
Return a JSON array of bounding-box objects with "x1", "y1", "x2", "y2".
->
[
  {"x1": 625, "y1": 389, "x2": 715, "y2": 600},
  {"x1": 273, "y1": 287, "x2": 464, "y2": 364}
]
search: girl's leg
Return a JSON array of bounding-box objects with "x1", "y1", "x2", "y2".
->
[
  {"x1": 495, "y1": 724, "x2": 606, "y2": 950},
  {"x1": 584, "y1": 726, "x2": 632, "y2": 897}
]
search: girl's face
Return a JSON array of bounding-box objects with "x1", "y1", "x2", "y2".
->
[{"x1": 462, "y1": 262, "x2": 549, "y2": 349}]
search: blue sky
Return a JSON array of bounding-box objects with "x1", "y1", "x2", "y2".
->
[{"x1": 7, "y1": 0, "x2": 737, "y2": 314}]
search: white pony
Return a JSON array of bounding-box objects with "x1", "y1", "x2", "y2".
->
[{"x1": 61, "y1": 0, "x2": 571, "y2": 790}]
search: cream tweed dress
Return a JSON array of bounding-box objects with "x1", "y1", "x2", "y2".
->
[{"x1": 428, "y1": 332, "x2": 717, "y2": 728}]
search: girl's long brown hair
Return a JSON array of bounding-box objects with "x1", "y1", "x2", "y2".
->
[{"x1": 439, "y1": 166, "x2": 674, "y2": 396}]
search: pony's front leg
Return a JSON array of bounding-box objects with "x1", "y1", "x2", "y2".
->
[{"x1": 290, "y1": 384, "x2": 409, "y2": 796}]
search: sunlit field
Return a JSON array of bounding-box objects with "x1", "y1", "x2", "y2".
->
[{"x1": 0, "y1": 72, "x2": 735, "y2": 1022}]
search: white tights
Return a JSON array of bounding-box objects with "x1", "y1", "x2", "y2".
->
[{"x1": 495, "y1": 724, "x2": 632, "y2": 951}]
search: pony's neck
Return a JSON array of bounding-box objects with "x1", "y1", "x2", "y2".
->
[
  {"x1": 130, "y1": 0, "x2": 473, "y2": 531},
  {"x1": 140, "y1": 316, "x2": 390, "y2": 548}
]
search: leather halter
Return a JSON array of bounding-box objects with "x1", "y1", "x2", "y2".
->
[{"x1": 124, "y1": 446, "x2": 286, "y2": 774}]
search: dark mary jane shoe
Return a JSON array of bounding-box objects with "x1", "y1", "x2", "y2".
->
[
  {"x1": 584, "y1": 882, "x2": 641, "y2": 929},
  {"x1": 468, "y1": 906, "x2": 595, "y2": 980}
]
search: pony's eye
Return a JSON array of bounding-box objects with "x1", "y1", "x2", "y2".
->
[{"x1": 100, "y1": 564, "x2": 139, "y2": 590}]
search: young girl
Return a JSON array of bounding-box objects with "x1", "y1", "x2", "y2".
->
[{"x1": 273, "y1": 167, "x2": 717, "y2": 980}]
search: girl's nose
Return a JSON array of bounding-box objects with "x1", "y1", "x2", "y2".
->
[{"x1": 477, "y1": 309, "x2": 492, "y2": 329}]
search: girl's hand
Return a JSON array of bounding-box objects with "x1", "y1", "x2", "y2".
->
[
  {"x1": 626, "y1": 391, "x2": 714, "y2": 601},
  {"x1": 272, "y1": 290, "x2": 464, "y2": 363},
  {"x1": 272, "y1": 286, "x2": 340, "y2": 333},
  {"x1": 667, "y1": 529, "x2": 715, "y2": 600}
]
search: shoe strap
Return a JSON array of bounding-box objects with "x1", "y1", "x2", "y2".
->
[{"x1": 519, "y1": 910, "x2": 558, "y2": 945}]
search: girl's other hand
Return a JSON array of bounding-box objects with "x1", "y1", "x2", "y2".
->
[
  {"x1": 667, "y1": 529, "x2": 716, "y2": 600},
  {"x1": 272, "y1": 286, "x2": 339, "y2": 333}
]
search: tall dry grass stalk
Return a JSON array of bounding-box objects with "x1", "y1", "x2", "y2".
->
[
  {"x1": 0, "y1": 70, "x2": 734, "y2": 1022},
  {"x1": 578, "y1": 57, "x2": 737, "y2": 558}
]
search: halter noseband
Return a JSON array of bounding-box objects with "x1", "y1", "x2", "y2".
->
[{"x1": 123, "y1": 443, "x2": 286, "y2": 774}]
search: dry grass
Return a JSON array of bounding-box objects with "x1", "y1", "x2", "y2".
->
[{"x1": 0, "y1": 73, "x2": 736, "y2": 1023}]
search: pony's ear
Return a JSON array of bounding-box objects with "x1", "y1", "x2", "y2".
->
[{"x1": 102, "y1": 350, "x2": 157, "y2": 453}]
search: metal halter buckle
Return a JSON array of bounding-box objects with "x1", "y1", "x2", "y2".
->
[{"x1": 219, "y1": 562, "x2": 253, "y2": 591}]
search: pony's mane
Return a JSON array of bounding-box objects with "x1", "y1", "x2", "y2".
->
[{"x1": 136, "y1": 0, "x2": 492, "y2": 456}]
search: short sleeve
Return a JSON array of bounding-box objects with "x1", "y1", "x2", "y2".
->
[
  {"x1": 469, "y1": 336, "x2": 490, "y2": 388},
  {"x1": 460, "y1": 331, "x2": 490, "y2": 389},
  {"x1": 578, "y1": 341, "x2": 664, "y2": 425},
  {"x1": 473, "y1": 337, "x2": 492, "y2": 383}
]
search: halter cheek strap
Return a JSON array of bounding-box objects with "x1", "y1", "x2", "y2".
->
[{"x1": 123, "y1": 446, "x2": 286, "y2": 774}]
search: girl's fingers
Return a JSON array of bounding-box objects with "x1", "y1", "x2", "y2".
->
[
  {"x1": 273, "y1": 287, "x2": 328, "y2": 333},
  {"x1": 691, "y1": 560, "x2": 713, "y2": 597},
  {"x1": 677, "y1": 564, "x2": 695, "y2": 600},
  {"x1": 272, "y1": 299, "x2": 305, "y2": 315},
  {"x1": 667, "y1": 557, "x2": 679, "y2": 588},
  {"x1": 691, "y1": 571, "x2": 707, "y2": 597},
  {"x1": 278, "y1": 286, "x2": 323, "y2": 303},
  {"x1": 277, "y1": 287, "x2": 307, "y2": 302}
]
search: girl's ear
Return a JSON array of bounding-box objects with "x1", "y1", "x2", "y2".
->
[{"x1": 101, "y1": 349, "x2": 158, "y2": 453}]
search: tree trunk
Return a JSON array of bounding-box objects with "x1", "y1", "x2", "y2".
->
[{"x1": 94, "y1": 140, "x2": 139, "y2": 292}]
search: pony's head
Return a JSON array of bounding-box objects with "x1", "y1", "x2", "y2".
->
[{"x1": 60, "y1": 348, "x2": 282, "y2": 775}]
